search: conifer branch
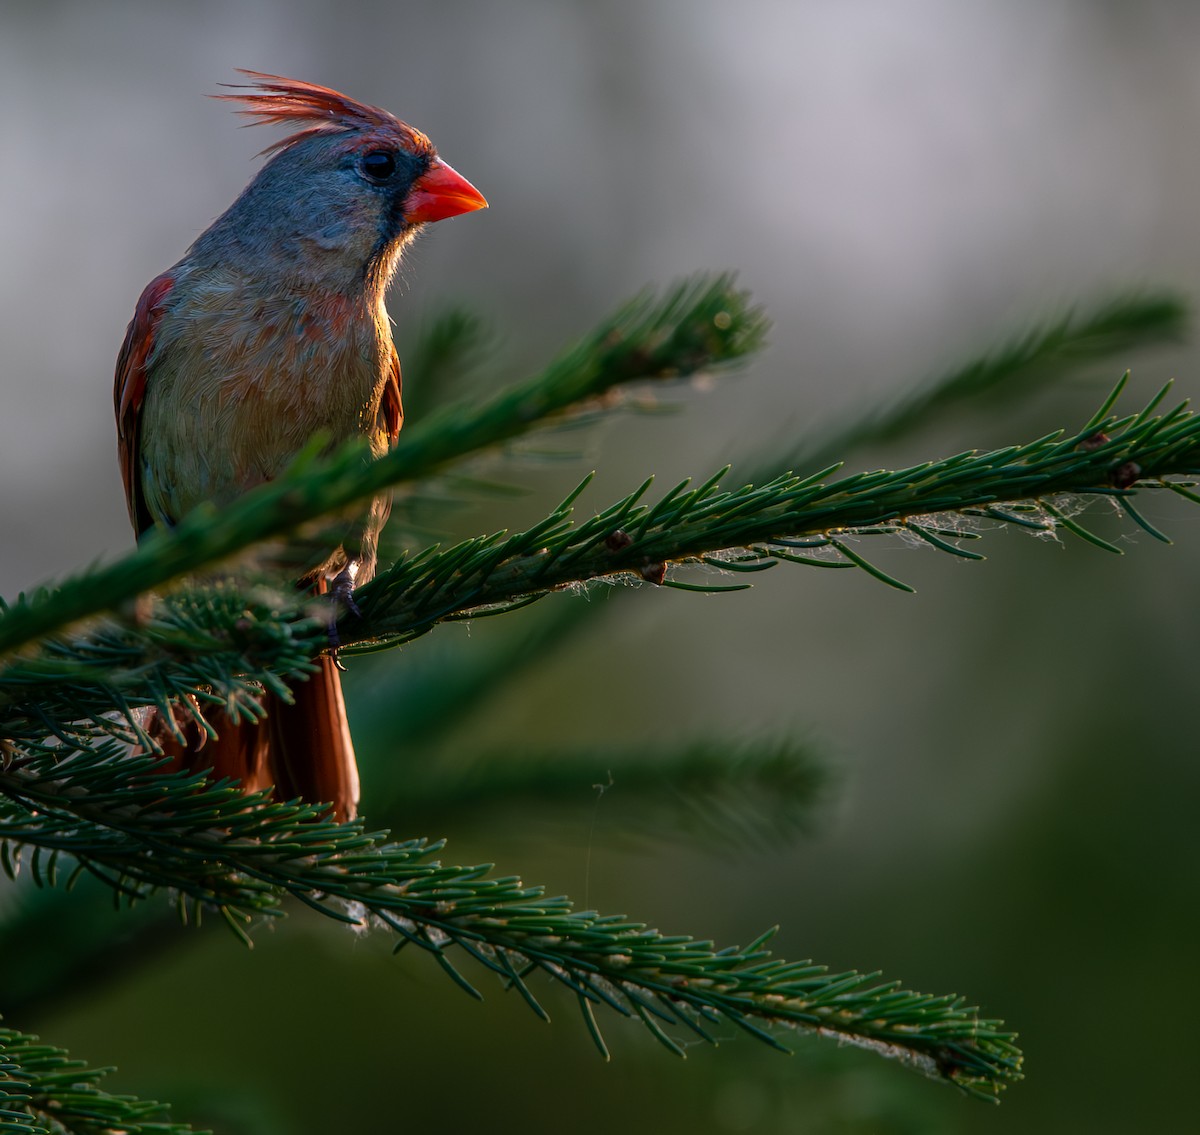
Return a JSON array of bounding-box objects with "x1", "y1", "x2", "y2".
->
[
  {"x1": 346, "y1": 374, "x2": 1198, "y2": 644},
  {"x1": 0, "y1": 748, "x2": 1021, "y2": 1099},
  {"x1": 0, "y1": 274, "x2": 765, "y2": 658},
  {"x1": 0, "y1": 881, "x2": 182, "y2": 1023},
  {"x1": 0, "y1": 378, "x2": 1194, "y2": 740},
  {"x1": 0, "y1": 1023, "x2": 198, "y2": 1134},
  {"x1": 400, "y1": 306, "x2": 495, "y2": 421},
  {"x1": 352, "y1": 597, "x2": 600, "y2": 752},
  {"x1": 383, "y1": 739, "x2": 830, "y2": 851},
  {"x1": 0, "y1": 288, "x2": 1189, "y2": 1109},
  {"x1": 795, "y1": 291, "x2": 1188, "y2": 470}
]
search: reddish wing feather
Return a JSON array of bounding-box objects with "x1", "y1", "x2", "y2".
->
[
  {"x1": 382, "y1": 345, "x2": 403, "y2": 445},
  {"x1": 114, "y1": 273, "x2": 174, "y2": 534}
]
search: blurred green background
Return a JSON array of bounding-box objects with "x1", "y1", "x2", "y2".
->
[{"x1": 3, "y1": 1, "x2": 1200, "y2": 1131}]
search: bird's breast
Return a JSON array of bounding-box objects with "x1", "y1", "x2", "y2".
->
[{"x1": 138, "y1": 273, "x2": 393, "y2": 524}]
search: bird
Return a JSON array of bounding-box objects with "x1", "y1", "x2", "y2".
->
[{"x1": 114, "y1": 71, "x2": 487, "y2": 821}]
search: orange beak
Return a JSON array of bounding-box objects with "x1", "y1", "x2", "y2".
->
[{"x1": 403, "y1": 158, "x2": 488, "y2": 223}]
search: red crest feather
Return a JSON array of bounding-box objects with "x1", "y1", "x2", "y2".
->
[{"x1": 212, "y1": 70, "x2": 432, "y2": 156}]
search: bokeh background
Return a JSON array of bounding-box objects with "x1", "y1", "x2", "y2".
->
[{"x1": 3, "y1": 1, "x2": 1200, "y2": 1131}]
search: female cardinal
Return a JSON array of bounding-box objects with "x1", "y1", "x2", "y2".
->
[{"x1": 114, "y1": 72, "x2": 487, "y2": 821}]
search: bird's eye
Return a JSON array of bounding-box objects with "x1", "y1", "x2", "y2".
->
[{"x1": 360, "y1": 150, "x2": 398, "y2": 181}]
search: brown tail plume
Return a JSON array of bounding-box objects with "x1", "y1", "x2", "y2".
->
[
  {"x1": 149, "y1": 657, "x2": 360, "y2": 822},
  {"x1": 265, "y1": 655, "x2": 359, "y2": 821}
]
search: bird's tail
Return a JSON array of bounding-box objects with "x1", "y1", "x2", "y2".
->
[
  {"x1": 265, "y1": 655, "x2": 359, "y2": 820},
  {"x1": 149, "y1": 656, "x2": 360, "y2": 822}
]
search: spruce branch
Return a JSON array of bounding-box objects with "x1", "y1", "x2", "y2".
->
[
  {"x1": 803, "y1": 291, "x2": 1188, "y2": 467},
  {"x1": 0, "y1": 297, "x2": 1190, "y2": 1108},
  {"x1": 0, "y1": 583, "x2": 325, "y2": 756},
  {"x1": 399, "y1": 306, "x2": 495, "y2": 421},
  {"x1": 383, "y1": 739, "x2": 830, "y2": 852},
  {"x1": 0, "y1": 1023, "x2": 199, "y2": 1135},
  {"x1": 392, "y1": 291, "x2": 1188, "y2": 540},
  {"x1": 353, "y1": 589, "x2": 602, "y2": 755},
  {"x1": 344, "y1": 374, "x2": 1198, "y2": 644},
  {"x1": 0, "y1": 880, "x2": 183, "y2": 1022},
  {"x1": 0, "y1": 748, "x2": 1021, "y2": 1099},
  {"x1": 0, "y1": 293, "x2": 1181, "y2": 664},
  {"x1": 0, "y1": 274, "x2": 765, "y2": 658},
  {"x1": 0, "y1": 378, "x2": 1194, "y2": 732}
]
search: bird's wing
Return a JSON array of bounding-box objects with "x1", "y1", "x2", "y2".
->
[
  {"x1": 382, "y1": 342, "x2": 403, "y2": 446},
  {"x1": 114, "y1": 273, "x2": 175, "y2": 535}
]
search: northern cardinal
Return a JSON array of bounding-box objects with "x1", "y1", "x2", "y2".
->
[{"x1": 114, "y1": 72, "x2": 486, "y2": 820}]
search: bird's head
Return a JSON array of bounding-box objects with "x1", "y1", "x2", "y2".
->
[{"x1": 197, "y1": 71, "x2": 487, "y2": 294}]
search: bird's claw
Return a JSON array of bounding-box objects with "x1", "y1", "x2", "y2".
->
[
  {"x1": 326, "y1": 563, "x2": 362, "y2": 656},
  {"x1": 329, "y1": 565, "x2": 362, "y2": 618}
]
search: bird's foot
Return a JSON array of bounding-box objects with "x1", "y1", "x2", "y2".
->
[
  {"x1": 330, "y1": 564, "x2": 362, "y2": 619},
  {"x1": 326, "y1": 563, "x2": 362, "y2": 658}
]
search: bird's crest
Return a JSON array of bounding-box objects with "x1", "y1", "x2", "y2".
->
[{"x1": 213, "y1": 70, "x2": 433, "y2": 157}]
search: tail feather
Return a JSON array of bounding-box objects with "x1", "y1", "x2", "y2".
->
[
  {"x1": 147, "y1": 657, "x2": 360, "y2": 822},
  {"x1": 150, "y1": 703, "x2": 272, "y2": 793},
  {"x1": 266, "y1": 655, "x2": 360, "y2": 821}
]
